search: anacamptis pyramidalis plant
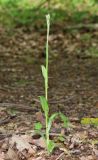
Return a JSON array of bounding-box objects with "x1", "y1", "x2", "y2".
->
[{"x1": 35, "y1": 14, "x2": 69, "y2": 154}]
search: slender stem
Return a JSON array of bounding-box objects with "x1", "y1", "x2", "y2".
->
[
  {"x1": 46, "y1": 116, "x2": 49, "y2": 147},
  {"x1": 46, "y1": 14, "x2": 50, "y2": 100},
  {"x1": 46, "y1": 14, "x2": 50, "y2": 149}
]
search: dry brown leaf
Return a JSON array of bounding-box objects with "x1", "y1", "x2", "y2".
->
[
  {"x1": 35, "y1": 111, "x2": 45, "y2": 125},
  {"x1": 10, "y1": 135, "x2": 35, "y2": 154},
  {"x1": 80, "y1": 155, "x2": 95, "y2": 160},
  {"x1": 93, "y1": 148, "x2": 98, "y2": 157},
  {"x1": 5, "y1": 147, "x2": 19, "y2": 160},
  {"x1": 32, "y1": 137, "x2": 46, "y2": 148},
  {"x1": 0, "y1": 152, "x2": 5, "y2": 160},
  {"x1": 69, "y1": 131, "x2": 87, "y2": 149}
]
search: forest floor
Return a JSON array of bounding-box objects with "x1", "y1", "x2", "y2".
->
[{"x1": 0, "y1": 24, "x2": 98, "y2": 160}]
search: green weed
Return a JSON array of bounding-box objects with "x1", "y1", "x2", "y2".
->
[{"x1": 34, "y1": 14, "x2": 69, "y2": 154}]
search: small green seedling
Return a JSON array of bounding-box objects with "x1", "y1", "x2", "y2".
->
[{"x1": 35, "y1": 14, "x2": 69, "y2": 154}]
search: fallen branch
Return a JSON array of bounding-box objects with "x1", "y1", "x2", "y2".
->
[{"x1": 56, "y1": 152, "x2": 65, "y2": 160}]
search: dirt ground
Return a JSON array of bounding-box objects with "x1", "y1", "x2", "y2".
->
[{"x1": 0, "y1": 25, "x2": 98, "y2": 160}]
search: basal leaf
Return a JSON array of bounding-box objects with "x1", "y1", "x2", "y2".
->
[
  {"x1": 59, "y1": 112, "x2": 69, "y2": 128},
  {"x1": 47, "y1": 140, "x2": 55, "y2": 154},
  {"x1": 34, "y1": 122, "x2": 43, "y2": 131},
  {"x1": 48, "y1": 113, "x2": 58, "y2": 132}
]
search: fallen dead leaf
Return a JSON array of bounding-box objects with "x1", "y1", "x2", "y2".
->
[
  {"x1": 5, "y1": 147, "x2": 19, "y2": 160},
  {"x1": 32, "y1": 137, "x2": 46, "y2": 148},
  {"x1": 93, "y1": 148, "x2": 98, "y2": 158},
  {"x1": 10, "y1": 135, "x2": 36, "y2": 154},
  {"x1": 35, "y1": 111, "x2": 45, "y2": 125},
  {"x1": 0, "y1": 152, "x2": 5, "y2": 160},
  {"x1": 80, "y1": 155, "x2": 95, "y2": 160},
  {"x1": 69, "y1": 131, "x2": 87, "y2": 149}
]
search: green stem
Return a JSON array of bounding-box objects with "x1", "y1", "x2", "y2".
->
[
  {"x1": 46, "y1": 14, "x2": 50, "y2": 150},
  {"x1": 46, "y1": 14, "x2": 50, "y2": 100},
  {"x1": 46, "y1": 116, "x2": 49, "y2": 149}
]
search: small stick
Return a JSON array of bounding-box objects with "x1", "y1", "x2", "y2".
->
[{"x1": 56, "y1": 152, "x2": 64, "y2": 160}]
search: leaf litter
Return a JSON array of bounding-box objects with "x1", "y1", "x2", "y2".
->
[{"x1": 0, "y1": 24, "x2": 98, "y2": 159}]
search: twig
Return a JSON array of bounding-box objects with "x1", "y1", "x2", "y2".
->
[{"x1": 56, "y1": 152, "x2": 65, "y2": 160}]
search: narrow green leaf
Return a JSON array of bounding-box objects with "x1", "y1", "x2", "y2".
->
[
  {"x1": 39, "y1": 96, "x2": 49, "y2": 115},
  {"x1": 41, "y1": 65, "x2": 47, "y2": 80},
  {"x1": 58, "y1": 136, "x2": 65, "y2": 142},
  {"x1": 48, "y1": 113, "x2": 58, "y2": 132},
  {"x1": 59, "y1": 112, "x2": 69, "y2": 128},
  {"x1": 47, "y1": 140, "x2": 55, "y2": 154},
  {"x1": 34, "y1": 122, "x2": 42, "y2": 131}
]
